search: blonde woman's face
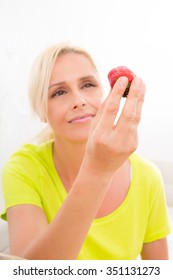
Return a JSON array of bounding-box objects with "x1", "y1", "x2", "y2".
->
[{"x1": 47, "y1": 52, "x2": 104, "y2": 142}]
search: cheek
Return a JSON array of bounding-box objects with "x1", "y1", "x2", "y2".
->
[
  {"x1": 89, "y1": 90, "x2": 103, "y2": 110},
  {"x1": 47, "y1": 102, "x2": 67, "y2": 125}
]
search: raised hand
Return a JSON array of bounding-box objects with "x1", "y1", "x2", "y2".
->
[{"x1": 85, "y1": 76, "x2": 146, "y2": 175}]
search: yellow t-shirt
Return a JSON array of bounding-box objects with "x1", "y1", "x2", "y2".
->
[{"x1": 1, "y1": 141, "x2": 171, "y2": 259}]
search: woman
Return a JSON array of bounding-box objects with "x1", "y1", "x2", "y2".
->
[{"x1": 1, "y1": 43, "x2": 171, "y2": 259}]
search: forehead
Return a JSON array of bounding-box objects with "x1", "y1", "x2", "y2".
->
[{"x1": 49, "y1": 52, "x2": 97, "y2": 84}]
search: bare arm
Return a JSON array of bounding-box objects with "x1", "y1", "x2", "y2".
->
[
  {"x1": 141, "y1": 238, "x2": 169, "y2": 260},
  {"x1": 7, "y1": 166, "x2": 113, "y2": 259},
  {"x1": 7, "y1": 76, "x2": 146, "y2": 259}
]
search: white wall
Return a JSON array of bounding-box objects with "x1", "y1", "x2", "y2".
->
[{"x1": 0, "y1": 0, "x2": 173, "y2": 175}]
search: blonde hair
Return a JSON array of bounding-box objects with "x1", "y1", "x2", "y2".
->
[{"x1": 28, "y1": 43, "x2": 99, "y2": 143}]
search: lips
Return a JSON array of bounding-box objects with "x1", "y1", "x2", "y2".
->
[{"x1": 69, "y1": 114, "x2": 95, "y2": 123}]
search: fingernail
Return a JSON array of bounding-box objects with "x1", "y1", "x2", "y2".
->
[
  {"x1": 134, "y1": 78, "x2": 142, "y2": 89},
  {"x1": 117, "y1": 76, "x2": 128, "y2": 87}
]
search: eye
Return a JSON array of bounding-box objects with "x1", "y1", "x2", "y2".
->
[
  {"x1": 51, "y1": 89, "x2": 67, "y2": 97},
  {"x1": 83, "y1": 82, "x2": 96, "y2": 88}
]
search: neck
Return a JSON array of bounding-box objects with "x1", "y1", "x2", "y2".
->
[{"x1": 53, "y1": 137, "x2": 87, "y2": 190}]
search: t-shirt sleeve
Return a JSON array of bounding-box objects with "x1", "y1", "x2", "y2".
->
[
  {"x1": 143, "y1": 168, "x2": 171, "y2": 243},
  {"x1": 1, "y1": 150, "x2": 43, "y2": 221}
]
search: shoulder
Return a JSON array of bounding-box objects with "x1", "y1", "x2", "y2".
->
[
  {"x1": 130, "y1": 153, "x2": 164, "y2": 194},
  {"x1": 130, "y1": 152, "x2": 162, "y2": 178},
  {"x1": 2, "y1": 141, "x2": 53, "y2": 174}
]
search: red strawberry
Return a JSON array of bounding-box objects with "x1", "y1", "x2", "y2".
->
[{"x1": 108, "y1": 66, "x2": 136, "y2": 97}]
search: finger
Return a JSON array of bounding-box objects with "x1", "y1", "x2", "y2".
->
[
  {"x1": 121, "y1": 77, "x2": 144, "y2": 122},
  {"x1": 90, "y1": 97, "x2": 108, "y2": 131},
  {"x1": 135, "y1": 83, "x2": 146, "y2": 124},
  {"x1": 96, "y1": 77, "x2": 129, "y2": 131}
]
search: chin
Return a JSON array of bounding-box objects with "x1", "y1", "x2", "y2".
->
[{"x1": 68, "y1": 130, "x2": 89, "y2": 143}]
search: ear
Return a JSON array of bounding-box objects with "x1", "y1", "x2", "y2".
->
[
  {"x1": 42, "y1": 117, "x2": 47, "y2": 123},
  {"x1": 40, "y1": 112, "x2": 48, "y2": 123}
]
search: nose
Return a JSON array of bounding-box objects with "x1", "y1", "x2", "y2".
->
[{"x1": 71, "y1": 93, "x2": 87, "y2": 110}]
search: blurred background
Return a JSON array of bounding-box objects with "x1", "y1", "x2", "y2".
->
[
  {"x1": 0, "y1": 0, "x2": 173, "y2": 202},
  {"x1": 0, "y1": 0, "x2": 173, "y2": 258}
]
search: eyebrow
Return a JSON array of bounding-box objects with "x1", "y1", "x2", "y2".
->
[{"x1": 48, "y1": 75, "x2": 97, "y2": 89}]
